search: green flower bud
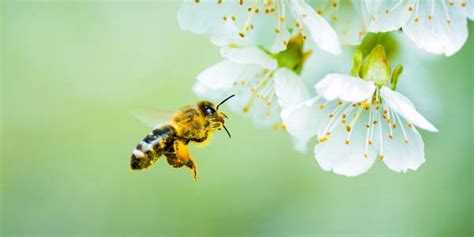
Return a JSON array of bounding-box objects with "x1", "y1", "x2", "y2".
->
[{"x1": 360, "y1": 45, "x2": 391, "y2": 87}]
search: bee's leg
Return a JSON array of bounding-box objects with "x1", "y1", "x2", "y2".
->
[
  {"x1": 175, "y1": 140, "x2": 198, "y2": 181},
  {"x1": 164, "y1": 140, "x2": 198, "y2": 181}
]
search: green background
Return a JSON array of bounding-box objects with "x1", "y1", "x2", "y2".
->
[{"x1": 1, "y1": 2, "x2": 472, "y2": 236}]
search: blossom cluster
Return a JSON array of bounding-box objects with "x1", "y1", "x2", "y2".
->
[{"x1": 177, "y1": 0, "x2": 473, "y2": 176}]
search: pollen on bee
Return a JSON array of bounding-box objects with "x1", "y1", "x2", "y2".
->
[
  {"x1": 345, "y1": 140, "x2": 350, "y2": 145},
  {"x1": 346, "y1": 125, "x2": 352, "y2": 132}
]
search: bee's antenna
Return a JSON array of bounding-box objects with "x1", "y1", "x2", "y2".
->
[
  {"x1": 216, "y1": 94, "x2": 235, "y2": 111},
  {"x1": 223, "y1": 125, "x2": 232, "y2": 138}
]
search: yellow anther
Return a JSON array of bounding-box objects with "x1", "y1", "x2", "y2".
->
[
  {"x1": 368, "y1": 140, "x2": 372, "y2": 145},
  {"x1": 319, "y1": 136, "x2": 328, "y2": 143},
  {"x1": 362, "y1": 101, "x2": 371, "y2": 108},
  {"x1": 319, "y1": 104, "x2": 325, "y2": 110},
  {"x1": 346, "y1": 125, "x2": 352, "y2": 132},
  {"x1": 379, "y1": 155, "x2": 384, "y2": 160},
  {"x1": 345, "y1": 140, "x2": 350, "y2": 145}
]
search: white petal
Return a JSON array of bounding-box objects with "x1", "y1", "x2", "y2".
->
[
  {"x1": 196, "y1": 60, "x2": 243, "y2": 90},
  {"x1": 308, "y1": 0, "x2": 367, "y2": 45},
  {"x1": 403, "y1": 1, "x2": 468, "y2": 56},
  {"x1": 273, "y1": 68, "x2": 310, "y2": 109},
  {"x1": 364, "y1": 0, "x2": 414, "y2": 32},
  {"x1": 380, "y1": 86, "x2": 438, "y2": 132},
  {"x1": 292, "y1": 137, "x2": 311, "y2": 153},
  {"x1": 220, "y1": 46, "x2": 277, "y2": 69},
  {"x1": 280, "y1": 97, "x2": 321, "y2": 139},
  {"x1": 290, "y1": 0, "x2": 341, "y2": 54},
  {"x1": 314, "y1": 111, "x2": 376, "y2": 176},
  {"x1": 382, "y1": 126, "x2": 425, "y2": 173},
  {"x1": 467, "y1": 0, "x2": 474, "y2": 19},
  {"x1": 315, "y1": 74, "x2": 376, "y2": 102}
]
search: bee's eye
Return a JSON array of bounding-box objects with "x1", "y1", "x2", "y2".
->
[{"x1": 205, "y1": 107, "x2": 215, "y2": 115}]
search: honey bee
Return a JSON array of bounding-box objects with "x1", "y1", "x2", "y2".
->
[{"x1": 130, "y1": 95, "x2": 235, "y2": 180}]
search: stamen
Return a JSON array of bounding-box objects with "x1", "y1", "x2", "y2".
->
[
  {"x1": 441, "y1": 0, "x2": 453, "y2": 24},
  {"x1": 377, "y1": 108, "x2": 384, "y2": 160},
  {"x1": 364, "y1": 106, "x2": 373, "y2": 158},
  {"x1": 394, "y1": 111, "x2": 409, "y2": 144}
]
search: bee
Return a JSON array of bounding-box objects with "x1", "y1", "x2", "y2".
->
[{"x1": 130, "y1": 95, "x2": 235, "y2": 181}]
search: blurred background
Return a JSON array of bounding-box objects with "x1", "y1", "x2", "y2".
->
[{"x1": 1, "y1": 2, "x2": 472, "y2": 236}]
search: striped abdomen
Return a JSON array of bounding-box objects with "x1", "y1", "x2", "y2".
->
[{"x1": 130, "y1": 125, "x2": 176, "y2": 170}]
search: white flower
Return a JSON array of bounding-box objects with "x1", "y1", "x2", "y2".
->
[
  {"x1": 194, "y1": 37, "x2": 312, "y2": 128},
  {"x1": 307, "y1": 0, "x2": 368, "y2": 45},
  {"x1": 178, "y1": 0, "x2": 341, "y2": 54},
  {"x1": 364, "y1": 0, "x2": 472, "y2": 56},
  {"x1": 280, "y1": 45, "x2": 438, "y2": 176}
]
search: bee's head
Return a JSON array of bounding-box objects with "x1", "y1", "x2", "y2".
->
[
  {"x1": 197, "y1": 95, "x2": 235, "y2": 138},
  {"x1": 198, "y1": 101, "x2": 227, "y2": 127}
]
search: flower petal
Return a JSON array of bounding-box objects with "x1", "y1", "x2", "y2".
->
[
  {"x1": 380, "y1": 86, "x2": 438, "y2": 132},
  {"x1": 273, "y1": 68, "x2": 310, "y2": 109},
  {"x1": 290, "y1": 0, "x2": 341, "y2": 54},
  {"x1": 195, "y1": 60, "x2": 243, "y2": 91},
  {"x1": 382, "y1": 126, "x2": 425, "y2": 173},
  {"x1": 402, "y1": 1, "x2": 468, "y2": 56},
  {"x1": 280, "y1": 97, "x2": 321, "y2": 140},
  {"x1": 315, "y1": 74, "x2": 376, "y2": 102},
  {"x1": 314, "y1": 111, "x2": 376, "y2": 176},
  {"x1": 220, "y1": 46, "x2": 277, "y2": 69},
  {"x1": 364, "y1": 0, "x2": 414, "y2": 32},
  {"x1": 466, "y1": 0, "x2": 474, "y2": 20}
]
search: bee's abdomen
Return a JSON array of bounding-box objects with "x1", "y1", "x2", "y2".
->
[{"x1": 130, "y1": 125, "x2": 176, "y2": 170}]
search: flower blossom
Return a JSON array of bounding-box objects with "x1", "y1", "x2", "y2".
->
[
  {"x1": 280, "y1": 45, "x2": 438, "y2": 176},
  {"x1": 178, "y1": 0, "x2": 341, "y2": 54},
  {"x1": 364, "y1": 0, "x2": 473, "y2": 56},
  {"x1": 194, "y1": 35, "x2": 312, "y2": 128}
]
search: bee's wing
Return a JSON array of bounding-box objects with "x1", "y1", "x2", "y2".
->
[{"x1": 132, "y1": 108, "x2": 174, "y2": 128}]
